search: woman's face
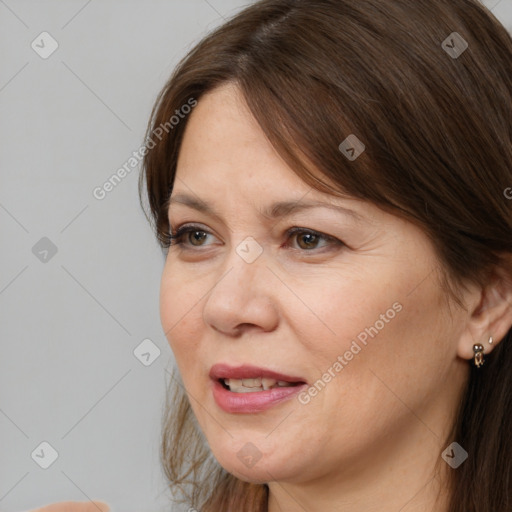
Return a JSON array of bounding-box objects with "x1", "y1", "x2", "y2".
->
[{"x1": 160, "y1": 83, "x2": 470, "y2": 485}]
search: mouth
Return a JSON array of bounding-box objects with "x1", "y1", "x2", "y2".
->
[
  {"x1": 219, "y1": 377, "x2": 304, "y2": 393},
  {"x1": 209, "y1": 363, "x2": 308, "y2": 413},
  {"x1": 210, "y1": 363, "x2": 307, "y2": 391}
]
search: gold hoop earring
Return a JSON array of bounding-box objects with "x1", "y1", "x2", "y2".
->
[{"x1": 473, "y1": 343, "x2": 485, "y2": 368}]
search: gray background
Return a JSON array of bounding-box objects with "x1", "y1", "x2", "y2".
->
[{"x1": 1, "y1": 1, "x2": 511, "y2": 512}]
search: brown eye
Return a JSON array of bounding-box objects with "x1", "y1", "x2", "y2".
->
[
  {"x1": 295, "y1": 232, "x2": 321, "y2": 250},
  {"x1": 168, "y1": 225, "x2": 342, "y2": 253},
  {"x1": 187, "y1": 230, "x2": 208, "y2": 246},
  {"x1": 287, "y1": 227, "x2": 340, "y2": 251},
  {"x1": 168, "y1": 226, "x2": 213, "y2": 248}
]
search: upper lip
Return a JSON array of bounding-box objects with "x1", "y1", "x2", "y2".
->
[{"x1": 210, "y1": 363, "x2": 307, "y2": 384}]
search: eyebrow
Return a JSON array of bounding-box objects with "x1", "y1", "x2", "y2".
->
[{"x1": 166, "y1": 193, "x2": 365, "y2": 223}]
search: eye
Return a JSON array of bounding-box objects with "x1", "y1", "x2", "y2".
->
[
  {"x1": 167, "y1": 225, "x2": 215, "y2": 248},
  {"x1": 286, "y1": 227, "x2": 342, "y2": 251},
  {"x1": 166, "y1": 224, "x2": 343, "y2": 252}
]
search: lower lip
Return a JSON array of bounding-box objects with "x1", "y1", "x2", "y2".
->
[{"x1": 211, "y1": 379, "x2": 308, "y2": 413}]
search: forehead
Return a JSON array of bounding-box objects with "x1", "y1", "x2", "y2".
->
[
  {"x1": 176, "y1": 84, "x2": 312, "y2": 192},
  {"x1": 172, "y1": 84, "x2": 374, "y2": 223},
  {"x1": 167, "y1": 190, "x2": 367, "y2": 224}
]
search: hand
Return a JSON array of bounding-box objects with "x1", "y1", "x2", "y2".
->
[{"x1": 29, "y1": 501, "x2": 110, "y2": 512}]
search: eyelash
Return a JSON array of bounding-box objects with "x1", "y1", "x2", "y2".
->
[{"x1": 164, "y1": 225, "x2": 343, "y2": 252}]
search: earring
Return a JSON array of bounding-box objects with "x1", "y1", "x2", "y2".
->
[
  {"x1": 489, "y1": 336, "x2": 493, "y2": 345},
  {"x1": 473, "y1": 343, "x2": 485, "y2": 368}
]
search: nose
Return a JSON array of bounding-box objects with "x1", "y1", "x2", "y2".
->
[{"x1": 201, "y1": 247, "x2": 279, "y2": 337}]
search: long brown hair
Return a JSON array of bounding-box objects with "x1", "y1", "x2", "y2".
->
[{"x1": 139, "y1": 1, "x2": 512, "y2": 510}]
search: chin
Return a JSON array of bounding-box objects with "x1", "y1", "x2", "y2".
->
[{"x1": 210, "y1": 439, "x2": 301, "y2": 484}]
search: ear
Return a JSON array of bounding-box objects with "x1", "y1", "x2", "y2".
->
[{"x1": 457, "y1": 265, "x2": 512, "y2": 361}]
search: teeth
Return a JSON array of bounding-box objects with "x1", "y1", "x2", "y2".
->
[
  {"x1": 223, "y1": 377, "x2": 296, "y2": 392},
  {"x1": 262, "y1": 377, "x2": 277, "y2": 390},
  {"x1": 242, "y1": 378, "x2": 262, "y2": 387}
]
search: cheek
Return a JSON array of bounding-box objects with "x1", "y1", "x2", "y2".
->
[
  {"x1": 159, "y1": 265, "x2": 204, "y2": 363},
  {"x1": 299, "y1": 264, "x2": 450, "y2": 403},
  {"x1": 286, "y1": 283, "x2": 450, "y2": 467},
  {"x1": 294, "y1": 270, "x2": 406, "y2": 360},
  {"x1": 333, "y1": 283, "x2": 450, "y2": 414}
]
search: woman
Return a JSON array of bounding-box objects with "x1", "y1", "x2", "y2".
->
[{"x1": 139, "y1": 0, "x2": 512, "y2": 511}]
